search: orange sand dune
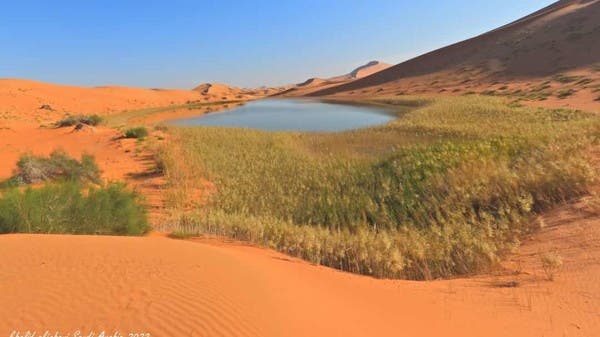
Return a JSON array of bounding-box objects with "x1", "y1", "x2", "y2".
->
[
  {"x1": 0, "y1": 79, "x2": 207, "y2": 121},
  {"x1": 192, "y1": 82, "x2": 258, "y2": 101},
  {"x1": 274, "y1": 60, "x2": 392, "y2": 97},
  {"x1": 328, "y1": 60, "x2": 392, "y2": 82},
  {"x1": 306, "y1": 0, "x2": 600, "y2": 111},
  {"x1": 0, "y1": 199, "x2": 598, "y2": 337}
]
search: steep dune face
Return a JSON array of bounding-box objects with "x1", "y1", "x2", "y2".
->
[{"x1": 310, "y1": 0, "x2": 600, "y2": 102}]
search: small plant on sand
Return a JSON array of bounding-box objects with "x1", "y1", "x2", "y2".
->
[
  {"x1": 55, "y1": 114, "x2": 103, "y2": 127},
  {"x1": 553, "y1": 74, "x2": 580, "y2": 84},
  {"x1": 124, "y1": 126, "x2": 149, "y2": 139},
  {"x1": 556, "y1": 89, "x2": 575, "y2": 99},
  {"x1": 8, "y1": 150, "x2": 101, "y2": 185},
  {"x1": 541, "y1": 252, "x2": 563, "y2": 281}
]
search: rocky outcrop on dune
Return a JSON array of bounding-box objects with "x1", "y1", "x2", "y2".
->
[{"x1": 308, "y1": 0, "x2": 600, "y2": 110}]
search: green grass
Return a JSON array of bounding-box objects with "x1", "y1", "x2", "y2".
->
[
  {"x1": 55, "y1": 114, "x2": 103, "y2": 127},
  {"x1": 0, "y1": 182, "x2": 148, "y2": 235},
  {"x1": 0, "y1": 152, "x2": 149, "y2": 236},
  {"x1": 158, "y1": 96, "x2": 599, "y2": 279},
  {"x1": 124, "y1": 126, "x2": 149, "y2": 139}
]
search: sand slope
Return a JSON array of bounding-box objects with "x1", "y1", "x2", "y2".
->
[
  {"x1": 0, "y1": 206, "x2": 598, "y2": 337},
  {"x1": 308, "y1": 0, "x2": 600, "y2": 111}
]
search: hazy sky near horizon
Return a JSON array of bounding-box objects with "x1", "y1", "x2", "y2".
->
[{"x1": 1, "y1": 0, "x2": 556, "y2": 89}]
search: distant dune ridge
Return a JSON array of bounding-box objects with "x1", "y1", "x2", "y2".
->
[
  {"x1": 351, "y1": 60, "x2": 392, "y2": 78},
  {"x1": 308, "y1": 0, "x2": 600, "y2": 104},
  {"x1": 2, "y1": 0, "x2": 599, "y2": 113},
  {"x1": 0, "y1": 78, "x2": 205, "y2": 119},
  {"x1": 274, "y1": 60, "x2": 392, "y2": 96}
]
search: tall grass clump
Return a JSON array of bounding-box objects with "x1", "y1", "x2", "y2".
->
[
  {"x1": 0, "y1": 182, "x2": 148, "y2": 235},
  {"x1": 160, "y1": 96, "x2": 599, "y2": 279}
]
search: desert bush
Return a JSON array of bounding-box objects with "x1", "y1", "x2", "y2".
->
[
  {"x1": 0, "y1": 182, "x2": 148, "y2": 235},
  {"x1": 541, "y1": 252, "x2": 563, "y2": 281},
  {"x1": 9, "y1": 150, "x2": 101, "y2": 185},
  {"x1": 124, "y1": 126, "x2": 149, "y2": 139},
  {"x1": 55, "y1": 114, "x2": 103, "y2": 127},
  {"x1": 159, "y1": 96, "x2": 599, "y2": 279},
  {"x1": 556, "y1": 89, "x2": 575, "y2": 99},
  {"x1": 553, "y1": 74, "x2": 581, "y2": 84}
]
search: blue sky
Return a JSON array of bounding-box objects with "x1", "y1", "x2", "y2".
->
[{"x1": 0, "y1": 0, "x2": 555, "y2": 89}]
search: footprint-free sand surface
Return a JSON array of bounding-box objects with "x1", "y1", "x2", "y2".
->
[{"x1": 1, "y1": 207, "x2": 598, "y2": 337}]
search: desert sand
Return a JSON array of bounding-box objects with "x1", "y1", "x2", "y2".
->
[
  {"x1": 0, "y1": 196, "x2": 598, "y2": 337},
  {"x1": 1, "y1": 0, "x2": 599, "y2": 335}
]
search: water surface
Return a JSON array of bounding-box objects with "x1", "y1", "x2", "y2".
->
[{"x1": 170, "y1": 99, "x2": 395, "y2": 132}]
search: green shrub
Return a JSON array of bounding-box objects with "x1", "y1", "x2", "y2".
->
[
  {"x1": 0, "y1": 182, "x2": 148, "y2": 235},
  {"x1": 124, "y1": 126, "x2": 149, "y2": 139},
  {"x1": 55, "y1": 114, "x2": 103, "y2": 127},
  {"x1": 9, "y1": 150, "x2": 101, "y2": 185}
]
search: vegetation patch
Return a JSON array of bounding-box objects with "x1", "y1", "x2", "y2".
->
[
  {"x1": 0, "y1": 182, "x2": 148, "y2": 235},
  {"x1": 553, "y1": 74, "x2": 581, "y2": 84},
  {"x1": 556, "y1": 89, "x2": 576, "y2": 99},
  {"x1": 541, "y1": 252, "x2": 563, "y2": 281},
  {"x1": 124, "y1": 126, "x2": 149, "y2": 139},
  {"x1": 3, "y1": 150, "x2": 101, "y2": 186},
  {"x1": 159, "y1": 96, "x2": 599, "y2": 280},
  {"x1": 55, "y1": 114, "x2": 103, "y2": 127},
  {"x1": 575, "y1": 78, "x2": 593, "y2": 86}
]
